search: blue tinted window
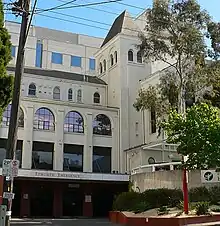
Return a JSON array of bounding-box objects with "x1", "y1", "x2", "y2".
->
[
  {"x1": 35, "y1": 41, "x2": 43, "y2": 68},
  {"x1": 51, "y1": 52, "x2": 63, "y2": 64},
  {"x1": 89, "y1": 58, "x2": 95, "y2": 70},
  {"x1": 11, "y1": 46, "x2": 16, "y2": 57},
  {"x1": 71, "y1": 56, "x2": 81, "y2": 67}
]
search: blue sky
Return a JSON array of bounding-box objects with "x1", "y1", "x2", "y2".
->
[{"x1": 4, "y1": 0, "x2": 220, "y2": 38}]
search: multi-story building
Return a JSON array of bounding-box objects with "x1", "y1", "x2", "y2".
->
[
  {"x1": 0, "y1": 21, "x2": 129, "y2": 218},
  {"x1": 1, "y1": 0, "x2": 176, "y2": 218}
]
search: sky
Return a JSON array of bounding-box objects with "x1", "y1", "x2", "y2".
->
[{"x1": 3, "y1": 0, "x2": 220, "y2": 39}]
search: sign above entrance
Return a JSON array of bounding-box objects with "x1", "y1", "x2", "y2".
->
[
  {"x1": 201, "y1": 170, "x2": 219, "y2": 183},
  {"x1": 0, "y1": 168, "x2": 129, "y2": 182}
]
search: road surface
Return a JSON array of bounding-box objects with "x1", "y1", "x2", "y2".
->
[{"x1": 11, "y1": 218, "x2": 119, "y2": 226}]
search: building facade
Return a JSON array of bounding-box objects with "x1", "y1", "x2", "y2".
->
[{"x1": 0, "y1": 22, "x2": 129, "y2": 218}]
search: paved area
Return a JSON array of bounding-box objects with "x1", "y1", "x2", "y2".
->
[{"x1": 11, "y1": 218, "x2": 119, "y2": 226}]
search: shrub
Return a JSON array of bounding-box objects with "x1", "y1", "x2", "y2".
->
[
  {"x1": 142, "y1": 188, "x2": 182, "y2": 208},
  {"x1": 209, "y1": 186, "x2": 220, "y2": 205},
  {"x1": 112, "y1": 191, "x2": 142, "y2": 211},
  {"x1": 189, "y1": 187, "x2": 210, "y2": 203},
  {"x1": 195, "y1": 202, "x2": 210, "y2": 215},
  {"x1": 133, "y1": 201, "x2": 150, "y2": 214},
  {"x1": 157, "y1": 206, "x2": 169, "y2": 215}
]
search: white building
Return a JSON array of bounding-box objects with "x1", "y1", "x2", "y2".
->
[
  {"x1": 0, "y1": 21, "x2": 129, "y2": 218},
  {"x1": 1, "y1": 1, "x2": 177, "y2": 217}
]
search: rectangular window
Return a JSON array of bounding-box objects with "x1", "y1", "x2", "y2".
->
[
  {"x1": 71, "y1": 56, "x2": 82, "y2": 67},
  {"x1": 93, "y1": 146, "x2": 111, "y2": 173},
  {"x1": 32, "y1": 141, "x2": 54, "y2": 170},
  {"x1": 89, "y1": 58, "x2": 95, "y2": 70},
  {"x1": 11, "y1": 45, "x2": 16, "y2": 57},
  {"x1": 35, "y1": 40, "x2": 43, "y2": 68},
  {"x1": 51, "y1": 52, "x2": 63, "y2": 64},
  {"x1": 63, "y1": 144, "x2": 83, "y2": 172},
  {"x1": 0, "y1": 139, "x2": 23, "y2": 167},
  {"x1": 150, "y1": 109, "x2": 156, "y2": 134}
]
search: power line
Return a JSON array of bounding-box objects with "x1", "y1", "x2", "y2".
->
[
  {"x1": 36, "y1": 10, "x2": 141, "y2": 34},
  {"x1": 36, "y1": 0, "x2": 122, "y2": 13},
  {"x1": 116, "y1": 2, "x2": 146, "y2": 10}
]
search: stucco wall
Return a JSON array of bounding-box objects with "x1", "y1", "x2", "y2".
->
[{"x1": 131, "y1": 170, "x2": 219, "y2": 192}]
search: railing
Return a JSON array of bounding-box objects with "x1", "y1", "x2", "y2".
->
[{"x1": 131, "y1": 162, "x2": 181, "y2": 175}]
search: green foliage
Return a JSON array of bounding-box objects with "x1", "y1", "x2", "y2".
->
[
  {"x1": 162, "y1": 103, "x2": 220, "y2": 169},
  {"x1": 157, "y1": 206, "x2": 169, "y2": 215},
  {"x1": 133, "y1": 201, "x2": 150, "y2": 214},
  {"x1": 195, "y1": 202, "x2": 210, "y2": 215},
  {"x1": 189, "y1": 187, "x2": 210, "y2": 202},
  {"x1": 0, "y1": 0, "x2": 13, "y2": 120},
  {"x1": 142, "y1": 188, "x2": 182, "y2": 208},
  {"x1": 134, "y1": 0, "x2": 220, "y2": 119},
  {"x1": 208, "y1": 186, "x2": 220, "y2": 205},
  {"x1": 112, "y1": 191, "x2": 142, "y2": 211}
]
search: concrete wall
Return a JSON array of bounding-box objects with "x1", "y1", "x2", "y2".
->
[
  {"x1": 131, "y1": 170, "x2": 219, "y2": 192},
  {"x1": 6, "y1": 21, "x2": 102, "y2": 75}
]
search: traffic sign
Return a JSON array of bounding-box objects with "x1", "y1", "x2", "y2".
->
[
  {"x1": 3, "y1": 192, "x2": 15, "y2": 200},
  {"x1": 2, "y1": 159, "x2": 12, "y2": 176},
  {"x1": 11, "y1": 160, "x2": 19, "y2": 177},
  {"x1": 2, "y1": 159, "x2": 19, "y2": 177},
  {"x1": 201, "y1": 170, "x2": 220, "y2": 183}
]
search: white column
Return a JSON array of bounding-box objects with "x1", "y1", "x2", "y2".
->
[
  {"x1": 54, "y1": 109, "x2": 64, "y2": 171},
  {"x1": 83, "y1": 112, "x2": 93, "y2": 172},
  {"x1": 22, "y1": 106, "x2": 34, "y2": 169},
  {"x1": 112, "y1": 115, "x2": 119, "y2": 173}
]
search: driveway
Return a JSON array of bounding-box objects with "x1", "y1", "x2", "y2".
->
[{"x1": 11, "y1": 218, "x2": 119, "y2": 226}]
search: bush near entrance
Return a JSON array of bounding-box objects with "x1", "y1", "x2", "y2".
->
[{"x1": 112, "y1": 186, "x2": 220, "y2": 213}]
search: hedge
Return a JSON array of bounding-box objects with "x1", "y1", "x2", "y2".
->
[{"x1": 112, "y1": 186, "x2": 220, "y2": 212}]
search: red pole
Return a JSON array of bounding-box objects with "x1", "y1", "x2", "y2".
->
[{"x1": 183, "y1": 167, "x2": 189, "y2": 214}]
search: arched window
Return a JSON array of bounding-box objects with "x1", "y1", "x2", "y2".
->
[
  {"x1": 64, "y1": 111, "x2": 84, "y2": 133},
  {"x1": 34, "y1": 108, "x2": 55, "y2": 131},
  {"x1": 128, "y1": 50, "x2": 133, "y2": 62},
  {"x1": 93, "y1": 114, "x2": 112, "y2": 136},
  {"x1": 137, "y1": 51, "x2": 142, "y2": 63},
  {"x1": 28, "y1": 83, "x2": 36, "y2": 96},
  {"x1": 68, "y1": 88, "x2": 73, "y2": 101},
  {"x1": 110, "y1": 54, "x2": 114, "y2": 66},
  {"x1": 2, "y1": 104, "x2": 24, "y2": 127},
  {"x1": 114, "y1": 51, "x2": 118, "y2": 63},
  {"x1": 103, "y1": 60, "x2": 106, "y2": 72},
  {"x1": 99, "y1": 62, "x2": 103, "y2": 74},
  {"x1": 77, "y1": 89, "x2": 82, "y2": 103},
  {"x1": 53, "y1": 86, "x2": 60, "y2": 100},
  {"x1": 93, "y1": 92, "x2": 100, "y2": 104}
]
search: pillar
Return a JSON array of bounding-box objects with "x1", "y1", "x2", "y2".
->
[
  {"x1": 83, "y1": 112, "x2": 93, "y2": 172},
  {"x1": 54, "y1": 109, "x2": 64, "y2": 171},
  {"x1": 112, "y1": 115, "x2": 119, "y2": 173},
  {"x1": 20, "y1": 182, "x2": 30, "y2": 217},
  {"x1": 22, "y1": 106, "x2": 34, "y2": 169},
  {"x1": 0, "y1": 176, "x2": 3, "y2": 204},
  {"x1": 83, "y1": 185, "x2": 93, "y2": 217},
  {"x1": 53, "y1": 184, "x2": 62, "y2": 218}
]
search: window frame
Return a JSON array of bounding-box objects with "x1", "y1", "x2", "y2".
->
[
  {"x1": 128, "y1": 50, "x2": 134, "y2": 62},
  {"x1": 51, "y1": 52, "x2": 63, "y2": 64},
  {"x1": 93, "y1": 92, "x2": 100, "y2": 104},
  {"x1": 77, "y1": 89, "x2": 82, "y2": 103},
  {"x1": 71, "y1": 55, "x2": 82, "y2": 67},
  {"x1": 11, "y1": 45, "x2": 16, "y2": 57},
  {"x1": 137, "y1": 50, "x2": 143, "y2": 63},
  {"x1": 53, "y1": 86, "x2": 60, "y2": 100},
  {"x1": 68, "y1": 88, "x2": 73, "y2": 101},
  {"x1": 28, "y1": 83, "x2": 36, "y2": 96},
  {"x1": 89, "y1": 58, "x2": 96, "y2": 70}
]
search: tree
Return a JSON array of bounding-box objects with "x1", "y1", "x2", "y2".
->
[
  {"x1": 162, "y1": 103, "x2": 220, "y2": 169},
  {"x1": 134, "y1": 0, "x2": 220, "y2": 117},
  {"x1": 0, "y1": 0, "x2": 13, "y2": 121}
]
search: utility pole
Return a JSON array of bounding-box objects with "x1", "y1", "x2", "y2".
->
[{"x1": 2, "y1": 0, "x2": 30, "y2": 225}]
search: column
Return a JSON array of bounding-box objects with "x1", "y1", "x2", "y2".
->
[
  {"x1": 53, "y1": 184, "x2": 62, "y2": 218},
  {"x1": 83, "y1": 185, "x2": 93, "y2": 217},
  {"x1": 83, "y1": 112, "x2": 93, "y2": 172},
  {"x1": 20, "y1": 182, "x2": 30, "y2": 217},
  {"x1": 22, "y1": 106, "x2": 34, "y2": 169},
  {"x1": 54, "y1": 109, "x2": 64, "y2": 171},
  {"x1": 112, "y1": 115, "x2": 119, "y2": 173}
]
